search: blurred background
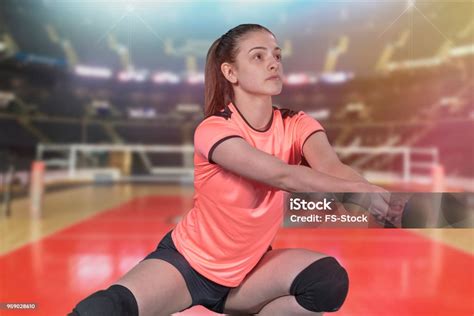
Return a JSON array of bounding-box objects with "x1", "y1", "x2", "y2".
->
[
  {"x1": 0, "y1": 0, "x2": 473, "y2": 190},
  {"x1": 0, "y1": 0, "x2": 472, "y2": 315}
]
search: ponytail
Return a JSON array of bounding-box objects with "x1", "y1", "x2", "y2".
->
[{"x1": 204, "y1": 37, "x2": 234, "y2": 117}]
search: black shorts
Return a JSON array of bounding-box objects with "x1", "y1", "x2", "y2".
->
[
  {"x1": 143, "y1": 230, "x2": 230, "y2": 313},
  {"x1": 143, "y1": 230, "x2": 272, "y2": 314}
]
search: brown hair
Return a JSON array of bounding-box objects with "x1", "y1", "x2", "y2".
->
[{"x1": 204, "y1": 24, "x2": 274, "y2": 117}]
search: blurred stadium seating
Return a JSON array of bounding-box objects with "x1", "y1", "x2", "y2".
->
[{"x1": 0, "y1": 0, "x2": 472, "y2": 191}]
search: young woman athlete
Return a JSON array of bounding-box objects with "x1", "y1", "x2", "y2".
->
[{"x1": 70, "y1": 24, "x2": 390, "y2": 316}]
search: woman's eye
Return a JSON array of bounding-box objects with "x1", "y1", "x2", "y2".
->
[
  {"x1": 275, "y1": 54, "x2": 282, "y2": 61},
  {"x1": 254, "y1": 54, "x2": 262, "y2": 60}
]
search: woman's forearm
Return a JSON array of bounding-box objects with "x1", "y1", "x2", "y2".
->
[
  {"x1": 325, "y1": 162, "x2": 370, "y2": 183},
  {"x1": 279, "y1": 164, "x2": 367, "y2": 193}
]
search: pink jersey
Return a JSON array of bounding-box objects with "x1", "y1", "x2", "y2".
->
[{"x1": 172, "y1": 102, "x2": 324, "y2": 287}]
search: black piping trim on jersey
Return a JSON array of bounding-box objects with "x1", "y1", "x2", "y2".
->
[
  {"x1": 212, "y1": 105, "x2": 233, "y2": 120},
  {"x1": 232, "y1": 103, "x2": 274, "y2": 133},
  {"x1": 301, "y1": 129, "x2": 325, "y2": 157},
  {"x1": 277, "y1": 107, "x2": 299, "y2": 119},
  {"x1": 208, "y1": 135, "x2": 244, "y2": 164}
]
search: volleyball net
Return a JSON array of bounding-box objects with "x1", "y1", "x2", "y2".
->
[
  {"x1": 33, "y1": 143, "x2": 441, "y2": 186},
  {"x1": 36, "y1": 143, "x2": 194, "y2": 183},
  {"x1": 17, "y1": 142, "x2": 447, "y2": 218}
]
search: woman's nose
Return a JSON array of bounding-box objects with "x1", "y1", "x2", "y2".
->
[{"x1": 269, "y1": 59, "x2": 280, "y2": 71}]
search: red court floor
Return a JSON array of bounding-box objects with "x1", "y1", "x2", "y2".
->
[{"x1": 1, "y1": 195, "x2": 473, "y2": 315}]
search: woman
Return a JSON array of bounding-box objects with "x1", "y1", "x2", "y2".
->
[{"x1": 70, "y1": 24, "x2": 390, "y2": 316}]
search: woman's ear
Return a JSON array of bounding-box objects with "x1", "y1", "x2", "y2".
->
[{"x1": 221, "y1": 62, "x2": 238, "y2": 84}]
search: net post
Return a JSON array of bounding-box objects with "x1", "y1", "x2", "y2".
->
[
  {"x1": 403, "y1": 147, "x2": 411, "y2": 183},
  {"x1": 29, "y1": 161, "x2": 45, "y2": 219},
  {"x1": 431, "y1": 163, "x2": 445, "y2": 192}
]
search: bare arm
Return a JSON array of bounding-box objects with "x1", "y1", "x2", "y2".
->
[
  {"x1": 301, "y1": 132, "x2": 395, "y2": 223},
  {"x1": 211, "y1": 137, "x2": 368, "y2": 193},
  {"x1": 302, "y1": 132, "x2": 369, "y2": 183},
  {"x1": 323, "y1": 163, "x2": 368, "y2": 183},
  {"x1": 211, "y1": 136, "x2": 393, "y2": 224}
]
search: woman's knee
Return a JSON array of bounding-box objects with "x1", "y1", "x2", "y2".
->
[
  {"x1": 289, "y1": 256, "x2": 349, "y2": 313},
  {"x1": 69, "y1": 259, "x2": 192, "y2": 316},
  {"x1": 69, "y1": 284, "x2": 138, "y2": 316}
]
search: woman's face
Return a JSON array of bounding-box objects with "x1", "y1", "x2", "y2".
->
[{"x1": 223, "y1": 30, "x2": 284, "y2": 97}]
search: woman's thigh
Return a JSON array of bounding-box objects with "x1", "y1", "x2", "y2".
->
[
  {"x1": 115, "y1": 258, "x2": 192, "y2": 316},
  {"x1": 223, "y1": 248, "x2": 329, "y2": 314}
]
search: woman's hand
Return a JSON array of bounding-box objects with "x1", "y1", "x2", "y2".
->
[
  {"x1": 341, "y1": 183, "x2": 390, "y2": 225},
  {"x1": 357, "y1": 183, "x2": 392, "y2": 226},
  {"x1": 387, "y1": 193, "x2": 413, "y2": 227}
]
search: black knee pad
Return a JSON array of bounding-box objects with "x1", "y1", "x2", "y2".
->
[
  {"x1": 290, "y1": 256, "x2": 349, "y2": 313},
  {"x1": 69, "y1": 284, "x2": 139, "y2": 316}
]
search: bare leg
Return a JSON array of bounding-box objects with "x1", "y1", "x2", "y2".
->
[
  {"x1": 115, "y1": 259, "x2": 192, "y2": 316},
  {"x1": 223, "y1": 248, "x2": 332, "y2": 314},
  {"x1": 257, "y1": 295, "x2": 323, "y2": 316}
]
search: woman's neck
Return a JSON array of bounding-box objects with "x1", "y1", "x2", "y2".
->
[{"x1": 232, "y1": 91, "x2": 273, "y2": 131}]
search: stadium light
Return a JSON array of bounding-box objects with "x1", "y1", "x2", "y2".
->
[
  {"x1": 75, "y1": 65, "x2": 112, "y2": 79},
  {"x1": 307, "y1": 109, "x2": 330, "y2": 121},
  {"x1": 187, "y1": 72, "x2": 205, "y2": 85},
  {"x1": 128, "y1": 107, "x2": 156, "y2": 119},
  {"x1": 387, "y1": 58, "x2": 442, "y2": 71},
  {"x1": 177, "y1": 103, "x2": 200, "y2": 113},
  {"x1": 450, "y1": 45, "x2": 474, "y2": 58},
  {"x1": 118, "y1": 70, "x2": 148, "y2": 82},
  {"x1": 319, "y1": 72, "x2": 353, "y2": 84},
  {"x1": 286, "y1": 73, "x2": 310, "y2": 86},
  {"x1": 152, "y1": 72, "x2": 180, "y2": 84},
  {"x1": 285, "y1": 73, "x2": 317, "y2": 85}
]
